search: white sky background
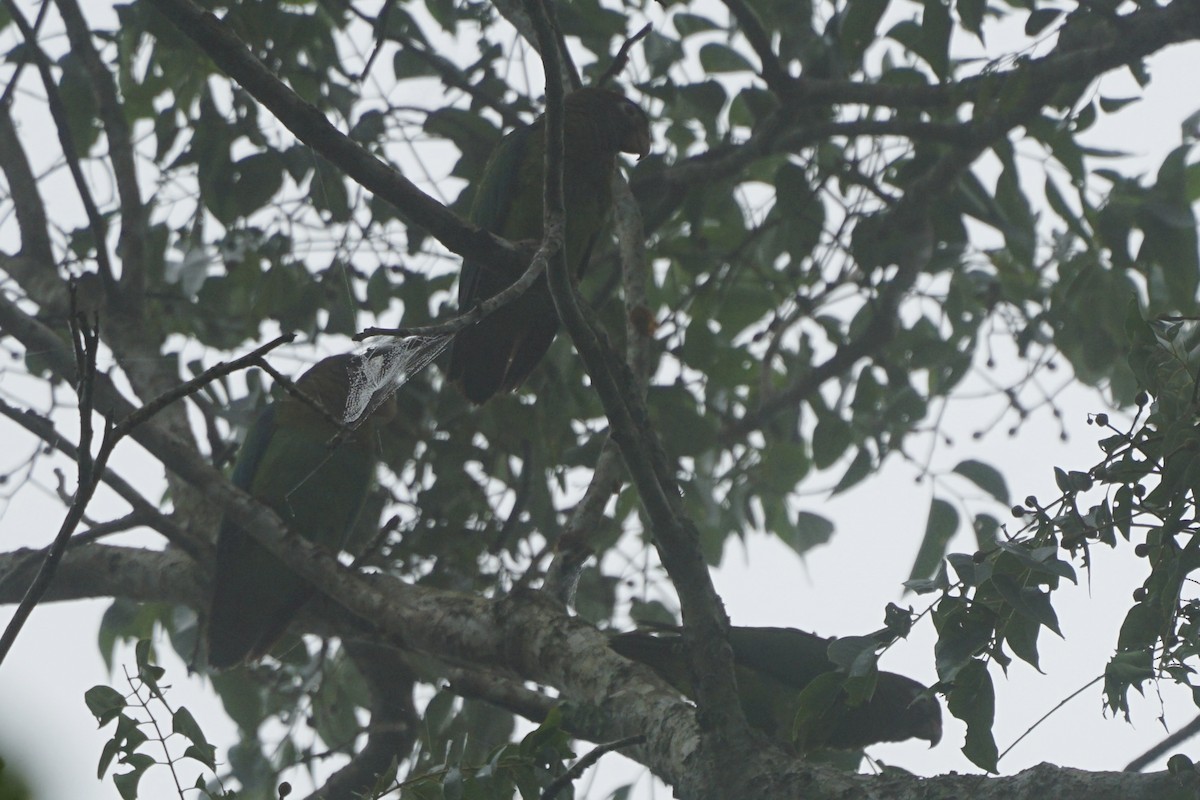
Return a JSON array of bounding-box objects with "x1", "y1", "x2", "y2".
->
[{"x1": 0, "y1": 1, "x2": 1199, "y2": 797}]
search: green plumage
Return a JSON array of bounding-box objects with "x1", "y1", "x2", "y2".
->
[
  {"x1": 206, "y1": 354, "x2": 394, "y2": 669},
  {"x1": 448, "y1": 87, "x2": 651, "y2": 404},
  {"x1": 610, "y1": 626, "x2": 942, "y2": 751}
]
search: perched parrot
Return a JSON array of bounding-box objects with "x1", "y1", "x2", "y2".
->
[
  {"x1": 609, "y1": 626, "x2": 942, "y2": 751},
  {"x1": 206, "y1": 354, "x2": 395, "y2": 669},
  {"x1": 447, "y1": 87, "x2": 652, "y2": 404}
]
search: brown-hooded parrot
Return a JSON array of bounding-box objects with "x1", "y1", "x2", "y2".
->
[
  {"x1": 447, "y1": 87, "x2": 651, "y2": 404},
  {"x1": 610, "y1": 626, "x2": 942, "y2": 751},
  {"x1": 206, "y1": 354, "x2": 396, "y2": 669}
]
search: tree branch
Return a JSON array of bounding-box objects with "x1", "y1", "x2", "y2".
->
[
  {"x1": 0, "y1": 0, "x2": 116, "y2": 288},
  {"x1": 3, "y1": 543, "x2": 1194, "y2": 799},
  {"x1": 55, "y1": 0, "x2": 148, "y2": 303},
  {"x1": 145, "y1": 0, "x2": 523, "y2": 276},
  {"x1": 0, "y1": 397, "x2": 199, "y2": 558},
  {"x1": 721, "y1": 0, "x2": 790, "y2": 94},
  {"x1": 520, "y1": 1, "x2": 756, "y2": 795}
]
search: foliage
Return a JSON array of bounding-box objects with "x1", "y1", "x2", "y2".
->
[
  {"x1": 85, "y1": 641, "x2": 216, "y2": 799},
  {"x1": 0, "y1": 0, "x2": 1199, "y2": 796}
]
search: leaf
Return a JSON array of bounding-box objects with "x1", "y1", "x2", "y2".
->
[
  {"x1": 973, "y1": 513, "x2": 1000, "y2": 551},
  {"x1": 84, "y1": 685, "x2": 127, "y2": 727},
  {"x1": 1002, "y1": 610, "x2": 1043, "y2": 671},
  {"x1": 782, "y1": 511, "x2": 835, "y2": 556},
  {"x1": 831, "y1": 447, "x2": 873, "y2": 495},
  {"x1": 994, "y1": 541, "x2": 1077, "y2": 585},
  {"x1": 698, "y1": 43, "x2": 756, "y2": 73},
  {"x1": 1024, "y1": 8, "x2": 1062, "y2": 35},
  {"x1": 231, "y1": 151, "x2": 284, "y2": 217},
  {"x1": 948, "y1": 660, "x2": 998, "y2": 772},
  {"x1": 989, "y1": 574, "x2": 1062, "y2": 637},
  {"x1": 826, "y1": 635, "x2": 881, "y2": 678},
  {"x1": 933, "y1": 598, "x2": 994, "y2": 682},
  {"x1": 956, "y1": 0, "x2": 985, "y2": 39},
  {"x1": 757, "y1": 441, "x2": 811, "y2": 493},
  {"x1": 673, "y1": 12, "x2": 720, "y2": 35},
  {"x1": 812, "y1": 414, "x2": 853, "y2": 469},
  {"x1": 173, "y1": 707, "x2": 216, "y2": 770},
  {"x1": 908, "y1": 498, "x2": 960, "y2": 582},
  {"x1": 953, "y1": 459, "x2": 1010, "y2": 504},
  {"x1": 1104, "y1": 648, "x2": 1154, "y2": 715},
  {"x1": 790, "y1": 671, "x2": 844, "y2": 749},
  {"x1": 839, "y1": 0, "x2": 889, "y2": 64},
  {"x1": 113, "y1": 753, "x2": 155, "y2": 800},
  {"x1": 1067, "y1": 470, "x2": 1093, "y2": 491},
  {"x1": 889, "y1": 0, "x2": 951, "y2": 78}
]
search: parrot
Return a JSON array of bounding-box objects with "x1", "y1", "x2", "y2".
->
[
  {"x1": 206, "y1": 353, "x2": 396, "y2": 669},
  {"x1": 609, "y1": 626, "x2": 942, "y2": 751},
  {"x1": 447, "y1": 87, "x2": 651, "y2": 404}
]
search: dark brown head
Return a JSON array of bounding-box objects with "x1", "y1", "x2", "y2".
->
[
  {"x1": 871, "y1": 673, "x2": 943, "y2": 747},
  {"x1": 564, "y1": 87, "x2": 651, "y2": 159},
  {"x1": 904, "y1": 691, "x2": 943, "y2": 747},
  {"x1": 289, "y1": 353, "x2": 397, "y2": 432}
]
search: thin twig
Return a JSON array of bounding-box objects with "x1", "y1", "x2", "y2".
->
[
  {"x1": 595, "y1": 23, "x2": 651, "y2": 88},
  {"x1": 0, "y1": 398, "x2": 194, "y2": 554},
  {"x1": 997, "y1": 674, "x2": 1102, "y2": 765},
  {"x1": 0, "y1": 0, "x2": 117, "y2": 288},
  {"x1": 0, "y1": 333, "x2": 293, "y2": 668},
  {"x1": 147, "y1": 0, "x2": 523, "y2": 276},
  {"x1": 540, "y1": 735, "x2": 646, "y2": 800},
  {"x1": 0, "y1": 0, "x2": 51, "y2": 107},
  {"x1": 355, "y1": 242, "x2": 544, "y2": 342}
]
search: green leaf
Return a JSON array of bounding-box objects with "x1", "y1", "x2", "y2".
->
[
  {"x1": 989, "y1": 574, "x2": 1062, "y2": 637},
  {"x1": 812, "y1": 414, "x2": 852, "y2": 469},
  {"x1": 231, "y1": 152, "x2": 284, "y2": 217},
  {"x1": 973, "y1": 513, "x2": 1000, "y2": 551},
  {"x1": 933, "y1": 598, "x2": 994, "y2": 682},
  {"x1": 908, "y1": 498, "x2": 960, "y2": 582},
  {"x1": 673, "y1": 12, "x2": 720, "y2": 36},
  {"x1": 1104, "y1": 648, "x2": 1154, "y2": 715},
  {"x1": 956, "y1": 0, "x2": 985, "y2": 39},
  {"x1": 172, "y1": 707, "x2": 216, "y2": 770},
  {"x1": 698, "y1": 43, "x2": 756, "y2": 73},
  {"x1": 948, "y1": 660, "x2": 998, "y2": 772},
  {"x1": 1001, "y1": 610, "x2": 1043, "y2": 671},
  {"x1": 826, "y1": 635, "x2": 881, "y2": 678},
  {"x1": 790, "y1": 671, "x2": 844, "y2": 749},
  {"x1": 831, "y1": 447, "x2": 874, "y2": 495},
  {"x1": 1099, "y1": 95, "x2": 1139, "y2": 113},
  {"x1": 890, "y1": 0, "x2": 951, "y2": 78},
  {"x1": 113, "y1": 753, "x2": 155, "y2": 800},
  {"x1": 1024, "y1": 8, "x2": 1062, "y2": 35},
  {"x1": 953, "y1": 459, "x2": 1010, "y2": 504},
  {"x1": 757, "y1": 440, "x2": 811, "y2": 493},
  {"x1": 994, "y1": 541, "x2": 1077, "y2": 584},
  {"x1": 782, "y1": 511, "x2": 835, "y2": 556},
  {"x1": 839, "y1": 0, "x2": 889, "y2": 64},
  {"x1": 84, "y1": 685, "x2": 127, "y2": 727}
]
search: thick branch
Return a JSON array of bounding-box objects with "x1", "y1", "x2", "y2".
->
[
  {"x1": 521, "y1": 2, "x2": 752, "y2": 796},
  {"x1": 0, "y1": 545, "x2": 203, "y2": 607},
  {"x1": 2, "y1": 545, "x2": 1196, "y2": 799}
]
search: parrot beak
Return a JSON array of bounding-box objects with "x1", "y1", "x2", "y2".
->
[
  {"x1": 621, "y1": 120, "x2": 652, "y2": 161},
  {"x1": 628, "y1": 129, "x2": 651, "y2": 161}
]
